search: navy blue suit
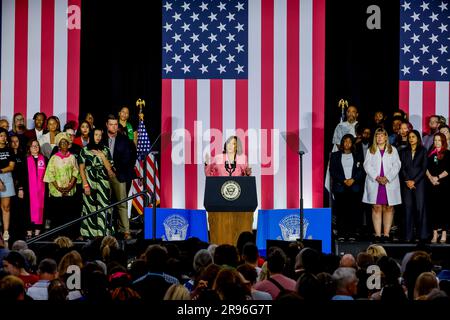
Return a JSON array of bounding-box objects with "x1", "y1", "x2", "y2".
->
[
  {"x1": 400, "y1": 147, "x2": 428, "y2": 241},
  {"x1": 330, "y1": 150, "x2": 364, "y2": 238}
]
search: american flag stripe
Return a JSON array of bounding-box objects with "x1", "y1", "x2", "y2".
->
[
  {"x1": 129, "y1": 155, "x2": 161, "y2": 215},
  {"x1": 399, "y1": 81, "x2": 450, "y2": 134},
  {"x1": 161, "y1": 0, "x2": 325, "y2": 210},
  {"x1": 399, "y1": 0, "x2": 449, "y2": 136},
  {"x1": 1, "y1": 0, "x2": 80, "y2": 126}
]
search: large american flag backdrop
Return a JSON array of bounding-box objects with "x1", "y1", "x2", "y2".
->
[
  {"x1": 1, "y1": 0, "x2": 81, "y2": 127},
  {"x1": 161, "y1": 0, "x2": 326, "y2": 210},
  {"x1": 399, "y1": 0, "x2": 449, "y2": 134}
]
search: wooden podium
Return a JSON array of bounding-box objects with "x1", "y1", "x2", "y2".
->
[{"x1": 204, "y1": 177, "x2": 258, "y2": 245}]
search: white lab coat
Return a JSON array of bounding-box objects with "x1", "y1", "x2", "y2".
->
[{"x1": 362, "y1": 147, "x2": 402, "y2": 206}]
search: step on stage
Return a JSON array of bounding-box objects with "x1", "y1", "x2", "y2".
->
[{"x1": 336, "y1": 241, "x2": 450, "y2": 265}]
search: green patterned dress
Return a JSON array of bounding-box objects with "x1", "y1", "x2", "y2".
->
[{"x1": 79, "y1": 146, "x2": 114, "y2": 238}]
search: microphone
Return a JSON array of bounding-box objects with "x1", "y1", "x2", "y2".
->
[{"x1": 298, "y1": 151, "x2": 305, "y2": 156}]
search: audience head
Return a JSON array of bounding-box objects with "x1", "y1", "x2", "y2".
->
[
  {"x1": 3, "y1": 251, "x2": 27, "y2": 276},
  {"x1": 267, "y1": 247, "x2": 287, "y2": 275},
  {"x1": 242, "y1": 242, "x2": 259, "y2": 265},
  {"x1": 356, "y1": 252, "x2": 375, "y2": 270},
  {"x1": 193, "y1": 249, "x2": 213, "y2": 275},
  {"x1": 0, "y1": 275, "x2": 25, "y2": 301},
  {"x1": 236, "y1": 263, "x2": 258, "y2": 285},
  {"x1": 11, "y1": 240, "x2": 28, "y2": 251},
  {"x1": 366, "y1": 244, "x2": 387, "y2": 262},
  {"x1": 212, "y1": 267, "x2": 251, "y2": 301},
  {"x1": 144, "y1": 244, "x2": 168, "y2": 273},
  {"x1": 100, "y1": 236, "x2": 120, "y2": 262},
  {"x1": 332, "y1": 267, "x2": 358, "y2": 297},
  {"x1": 54, "y1": 236, "x2": 74, "y2": 249},
  {"x1": 58, "y1": 250, "x2": 83, "y2": 279},
  {"x1": 236, "y1": 231, "x2": 255, "y2": 256},
  {"x1": 428, "y1": 115, "x2": 440, "y2": 132},
  {"x1": 37, "y1": 258, "x2": 58, "y2": 280},
  {"x1": 163, "y1": 284, "x2": 191, "y2": 300},
  {"x1": 48, "y1": 279, "x2": 68, "y2": 301},
  {"x1": 295, "y1": 247, "x2": 321, "y2": 274},
  {"x1": 340, "y1": 254, "x2": 357, "y2": 269},
  {"x1": 414, "y1": 272, "x2": 439, "y2": 300},
  {"x1": 213, "y1": 244, "x2": 239, "y2": 268}
]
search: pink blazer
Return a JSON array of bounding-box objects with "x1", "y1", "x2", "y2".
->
[{"x1": 204, "y1": 153, "x2": 250, "y2": 177}]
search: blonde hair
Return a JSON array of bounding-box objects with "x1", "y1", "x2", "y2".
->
[
  {"x1": 369, "y1": 128, "x2": 393, "y2": 154},
  {"x1": 366, "y1": 244, "x2": 387, "y2": 261},
  {"x1": 163, "y1": 284, "x2": 191, "y2": 300},
  {"x1": 100, "y1": 236, "x2": 119, "y2": 261},
  {"x1": 54, "y1": 236, "x2": 73, "y2": 249}
]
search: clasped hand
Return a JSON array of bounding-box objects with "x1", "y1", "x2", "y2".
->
[{"x1": 376, "y1": 176, "x2": 388, "y2": 185}]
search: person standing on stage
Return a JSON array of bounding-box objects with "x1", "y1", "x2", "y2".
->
[
  {"x1": 332, "y1": 105, "x2": 359, "y2": 152},
  {"x1": 103, "y1": 114, "x2": 136, "y2": 240},
  {"x1": 426, "y1": 133, "x2": 450, "y2": 244},
  {"x1": 399, "y1": 130, "x2": 428, "y2": 242},
  {"x1": 204, "y1": 136, "x2": 251, "y2": 177},
  {"x1": 363, "y1": 128, "x2": 402, "y2": 243}
]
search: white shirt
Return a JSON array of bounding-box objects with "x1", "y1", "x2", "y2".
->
[
  {"x1": 332, "y1": 121, "x2": 358, "y2": 152},
  {"x1": 27, "y1": 280, "x2": 50, "y2": 300},
  {"x1": 341, "y1": 153, "x2": 354, "y2": 179}
]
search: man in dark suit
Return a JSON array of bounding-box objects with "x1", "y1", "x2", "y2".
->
[{"x1": 104, "y1": 114, "x2": 136, "y2": 240}]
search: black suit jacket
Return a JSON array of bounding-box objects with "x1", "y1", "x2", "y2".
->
[
  {"x1": 399, "y1": 147, "x2": 427, "y2": 185},
  {"x1": 104, "y1": 133, "x2": 136, "y2": 183},
  {"x1": 330, "y1": 151, "x2": 364, "y2": 193}
]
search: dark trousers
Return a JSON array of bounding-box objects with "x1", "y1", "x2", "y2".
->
[
  {"x1": 333, "y1": 189, "x2": 361, "y2": 237},
  {"x1": 402, "y1": 184, "x2": 428, "y2": 241},
  {"x1": 48, "y1": 195, "x2": 79, "y2": 239}
]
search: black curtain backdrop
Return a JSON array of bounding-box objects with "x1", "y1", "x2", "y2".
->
[
  {"x1": 80, "y1": 0, "x2": 400, "y2": 206},
  {"x1": 80, "y1": 0, "x2": 161, "y2": 145}
]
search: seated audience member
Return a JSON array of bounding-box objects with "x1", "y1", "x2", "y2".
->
[
  {"x1": 253, "y1": 247, "x2": 296, "y2": 299},
  {"x1": 213, "y1": 244, "x2": 240, "y2": 268},
  {"x1": 132, "y1": 244, "x2": 179, "y2": 300},
  {"x1": 331, "y1": 267, "x2": 358, "y2": 300},
  {"x1": 27, "y1": 259, "x2": 58, "y2": 300},
  {"x1": 2, "y1": 251, "x2": 39, "y2": 289},
  {"x1": 340, "y1": 254, "x2": 357, "y2": 269},
  {"x1": 294, "y1": 247, "x2": 322, "y2": 280},
  {"x1": 241, "y1": 242, "x2": 262, "y2": 278},
  {"x1": 403, "y1": 251, "x2": 433, "y2": 300},
  {"x1": 163, "y1": 284, "x2": 191, "y2": 300},
  {"x1": 212, "y1": 268, "x2": 252, "y2": 301},
  {"x1": 414, "y1": 272, "x2": 439, "y2": 300},
  {"x1": 366, "y1": 244, "x2": 387, "y2": 263},
  {"x1": 0, "y1": 275, "x2": 26, "y2": 301},
  {"x1": 237, "y1": 263, "x2": 272, "y2": 300},
  {"x1": 47, "y1": 279, "x2": 69, "y2": 301}
]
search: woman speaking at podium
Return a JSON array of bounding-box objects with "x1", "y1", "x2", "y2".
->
[
  {"x1": 204, "y1": 135, "x2": 252, "y2": 177},
  {"x1": 203, "y1": 135, "x2": 253, "y2": 246}
]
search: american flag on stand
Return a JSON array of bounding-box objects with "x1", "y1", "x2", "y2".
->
[
  {"x1": 128, "y1": 120, "x2": 161, "y2": 217},
  {"x1": 399, "y1": 0, "x2": 450, "y2": 134},
  {"x1": 161, "y1": 0, "x2": 325, "y2": 210}
]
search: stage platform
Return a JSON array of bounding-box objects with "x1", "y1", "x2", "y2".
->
[{"x1": 336, "y1": 241, "x2": 450, "y2": 266}]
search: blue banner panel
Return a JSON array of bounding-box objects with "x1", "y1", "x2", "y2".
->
[
  {"x1": 144, "y1": 208, "x2": 208, "y2": 242},
  {"x1": 256, "y1": 208, "x2": 332, "y2": 255}
]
